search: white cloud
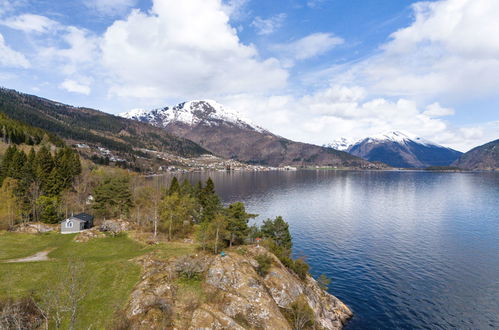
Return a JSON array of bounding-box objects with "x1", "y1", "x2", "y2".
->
[
  {"x1": 222, "y1": 0, "x2": 249, "y2": 20},
  {"x1": 272, "y1": 33, "x2": 343, "y2": 66},
  {"x1": 84, "y1": 0, "x2": 137, "y2": 16},
  {"x1": 251, "y1": 13, "x2": 286, "y2": 35},
  {"x1": 0, "y1": 32, "x2": 30, "y2": 68},
  {"x1": 423, "y1": 102, "x2": 454, "y2": 117},
  {"x1": 221, "y1": 84, "x2": 493, "y2": 152},
  {"x1": 331, "y1": 0, "x2": 499, "y2": 101},
  {"x1": 60, "y1": 79, "x2": 91, "y2": 95},
  {"x1": 101, "y1": 0, "x2": 287, "y2": 99},
  {"x1": 40, "y1": 26, "x2": 99, "y2": 75},
  {"x1": 1, "y1": 14, "x2": 59, "y2": 33}
]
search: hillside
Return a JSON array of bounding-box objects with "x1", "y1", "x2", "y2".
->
[
  {"x1": 452, "y1": 139, "x2": 499, "y2": 170},
  {"x1": 329, "y1": 131, "x2": 462, "y2": 168},
  {"x1": 0, "y1": 232, "x2": 351, "y2": 329},
  {"x1": 121, "y1": 100, "x2": 379, "y2": 168},
  {"x1": 0, "y1": 88, "x2": 208, "y2": 165}
]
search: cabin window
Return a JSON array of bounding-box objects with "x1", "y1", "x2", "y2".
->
[{"x1": 67, "y1": 221, "x2": 73, "y2": 228}]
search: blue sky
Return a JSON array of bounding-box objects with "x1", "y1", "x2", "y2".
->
[{"x1": 0, "y1": 0, "x2": 498, "y2": 151}]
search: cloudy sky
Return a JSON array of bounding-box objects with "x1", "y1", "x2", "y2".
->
[{"x1": 0, "y1": 0, "x2": 498, "y2": 151}]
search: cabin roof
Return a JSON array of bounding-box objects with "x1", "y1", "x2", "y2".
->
[
  {"x1": 73, "y1": 213, "x2": 94, "y2": 222},
  {"x1": 62, "y1": 213, "x2": 94, "y2": 223}
]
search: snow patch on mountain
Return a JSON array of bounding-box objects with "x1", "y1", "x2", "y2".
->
[
  {"x1": 327, "y1": 131, "x2": 444, "y2": 151},
  {"x1": 120, "y1": 100, "x2": 267, "y2": 133},
  {"x1": 363, "y1": 131, "x2": 439, "y2": 147},
  {"x1": 324, "y1": 137, "x2": 355, "y2": 151}
]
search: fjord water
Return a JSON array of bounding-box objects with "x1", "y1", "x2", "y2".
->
[{"x1": 174, "y1": 170, "x2": 498, "y2": 329}]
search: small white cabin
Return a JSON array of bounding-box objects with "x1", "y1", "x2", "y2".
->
[{"x1": 60, "y1": 213, "x2": 94, "y2": 234}]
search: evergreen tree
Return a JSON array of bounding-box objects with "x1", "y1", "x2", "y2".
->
[
  {"x1": 199, "y1": 178, "x2": 221, "y2": 222},
  {"x1": 168, "y1": 177, "x2": 180, "y2": 195},
  {"x1": 180, "y1": 178, "x2": 193, "y2": 196},
  {"x1": 35, "y1": 145, "x2": 54, "y2": 193},
  {"x1": 92, "y1": 175, "x2": 133, "y2": 219},
  {"x1": 0, "y1": 145, "x2": 17, "y2": 185},
  {"x1": 37, "y1": 195, "x2": 60, "y2": 224},
  {"x1": 261, "y1": 216, "x2": 293, "y2": 251},
  {"x1": 225, "y1": 202, "x2": 257, "y2": 247}
]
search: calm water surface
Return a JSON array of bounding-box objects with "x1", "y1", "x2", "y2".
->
[{"x1": 170, "y1": 170, "x2": 498, "y2": 329}]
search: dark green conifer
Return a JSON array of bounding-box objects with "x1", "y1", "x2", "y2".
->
[{"x1": 168, "y1": 177, "x2": 180, "y2": 195}]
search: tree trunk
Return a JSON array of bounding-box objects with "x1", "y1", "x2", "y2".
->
[
  {"x1": 169, "y1": 214, "x2": 173, "y2": 241},
  {"x1": 214, "y1": 226, "x2": 220, "y2": 254}
]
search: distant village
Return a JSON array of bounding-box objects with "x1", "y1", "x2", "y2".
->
[{"x1": 75, "y1": 143, "x2": 298, "y2": 174}]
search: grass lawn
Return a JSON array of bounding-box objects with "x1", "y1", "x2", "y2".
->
[{"x1": 0, "y1": 231, "x2": 195, "y2": 329}]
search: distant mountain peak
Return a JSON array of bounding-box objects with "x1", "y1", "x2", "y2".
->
[
  {"x1": 327, "y1": 131, "x2": 462, "y2": 168},
  {"x1": 324, "y1": 137, "x2": 355, "y2": 151},
  {"x1": 120, "y1": 100, "x2": 267, "y2": 133},
  {"x1": 363, "y1": 131, "x2": 438, "y2": 147}
]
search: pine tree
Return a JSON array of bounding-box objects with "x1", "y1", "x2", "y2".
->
[
  {"x1": 180, "y1": 179, "x2": 193, "y2": 196},
  {"x1": 168, "y1": 177, "x2": 180, "y2": 195},
  {"x1": 37, "y1": 195, "x2": 60, "y2": 224},
  {"x1": 261, "y1": 216, "x2": 293, "y2": 250},
  {"x1": 225, "y1": 202, "x2": 257, "y2": 247},
  {"x1": 0, "y1": 145, "x2": 17, "y2": 185},
  {"x1": 199, "y1": 178, "x2": 221, "y2": 222},
  {"x1": 93, "y1": 175, "x2": 134, "y2": 219},
  {"x1": 35, "y1": 145, "x2": 54, "y2": 193}
]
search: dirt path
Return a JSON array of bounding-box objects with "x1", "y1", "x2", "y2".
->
[{"x1": 3, "y1": 249, "x2": 54, "y2": 263}]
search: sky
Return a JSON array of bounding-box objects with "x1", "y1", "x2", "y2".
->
[{"x1": 0, "y1": 0, "x2": 498, "y2": 152}]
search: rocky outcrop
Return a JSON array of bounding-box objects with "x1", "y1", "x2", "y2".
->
[
  {"x1": 123, "y1": 246, "x2": 352, "y2": 329},
  {"x1": 10, "y1": 222, "x2": 56, "y2": 233},
  {"x1": 74, "y1": 228, "x2": 105, "y2": 242}
]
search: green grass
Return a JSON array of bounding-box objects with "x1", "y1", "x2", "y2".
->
[
  {"x1": 151, "y1": 241, "x2": 196, "y2": 259},
  {"x1": 0, "y1": 232, "x2": 72, "y2": 260},
  {"x1": 0, "y1": 231, "x2": 195, "y2": 329}
]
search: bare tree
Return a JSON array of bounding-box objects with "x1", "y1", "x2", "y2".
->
[
  {"x1": 286, "y1": 295, "x2": 315, "y2": 330},
  {"x1": 35, "y1": 259, "x2": 87, "y2": 330},
  {"x1": 66, "y1": 260, "x2": 87, "y2": 330}
]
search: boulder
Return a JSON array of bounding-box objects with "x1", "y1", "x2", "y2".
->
[
  {"x1": 10, "y1": 222, "x2": 56, "y2": 233},
  {"x1": 74, "y1": 228, "x2": 105, "y2": 242}
]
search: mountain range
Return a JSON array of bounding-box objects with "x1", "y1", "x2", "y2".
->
[
  {"x1": 120, "y1": 100, "x2": 376, "y2": 168},
  {"x1": 326, "y1": 131, "x2": 463, "y2": 168},
  {"x1": 0, "y1": 87, "x2": 496, "y2": 171}
]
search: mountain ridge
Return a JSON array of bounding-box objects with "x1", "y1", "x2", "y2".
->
[
  {"x1": 326, "y1": 131, "x2": 462, "y2": 168},
  {"x1": 120, "y1": 100, "x2": 380, "y2": 168},
  {"x1": 452, "y1": 139, "x2": 499, "y2": 170},
  {"x1": 0, "y1": 87, "x2": 209, "y2": 169}
]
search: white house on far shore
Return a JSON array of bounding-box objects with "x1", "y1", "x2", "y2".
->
[{"x1": 61, "y1": 213, "x2": 94, "y2": 234}]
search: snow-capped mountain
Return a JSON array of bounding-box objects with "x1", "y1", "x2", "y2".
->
[
  {"x1": 120, "y1": 100, "x2": 266, "y2": 133},
  {"x1": 120, "y1": 100, "x2": 376, "y2": 168},
  {"x1": 328, "y1": 131, "x2": 462, "y2": 168},
  {"x1": 324, "y1": 137, "x2": 355, "y2": 151}
]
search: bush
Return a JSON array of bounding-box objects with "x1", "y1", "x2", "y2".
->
[
  {"x1": 317, "y1": 274, "x2": 331, "y2": 291},
  {"x1": 284, "y1": 295, "x2": 315, "y2": 330},
  {"x1": 0, "y1": 296, "x2": 44, "y2": 330},
  {"x1": 175, "y1": 256, "x2": 204, "y2": 280},
  {"x1": 255, "y1": 254, "x2": 273, "y2": 277},
  {"x1": 290, "y1": 258, "x2": 309, "y2": 280}
]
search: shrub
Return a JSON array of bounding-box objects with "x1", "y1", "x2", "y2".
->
[
  {"x1": 255, "y1": 254, "x2": 273, "y2": 277},
  {"x1": 317, "y1": 274, "x2": 331, "y2": 291},
  {"x1": 175, "y1": 256, "x2": 204, "y2": 280},
  {"x1": 284, "y1": 295, "x2": 315, "y2": 330},
  {"x1": 290, "y1": 258, "x2": 309, "y2": 280},
  {"x1": 0, "y1": 296, "x2": 44, "y2": 330}
]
